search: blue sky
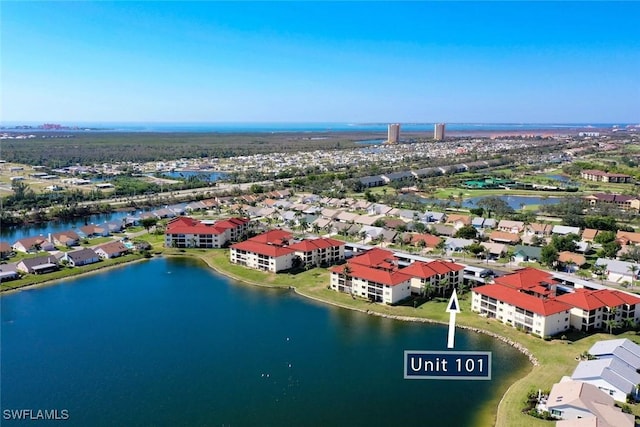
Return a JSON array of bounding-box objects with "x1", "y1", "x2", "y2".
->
[{"x1": 2, "y1": 1, "x2": 639, "y2": 123}]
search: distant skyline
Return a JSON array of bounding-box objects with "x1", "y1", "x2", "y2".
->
[{"x1": 2, "y1": 1, "x2": 639, "y2": 123}]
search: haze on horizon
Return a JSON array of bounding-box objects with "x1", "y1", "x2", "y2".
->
[{"x1": 2, "y1": 1, "x2": 639, "y2": 124}]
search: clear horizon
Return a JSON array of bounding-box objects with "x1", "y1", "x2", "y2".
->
[{"x1": 2, "y1": 2, "x2": 639, "y2": 123}]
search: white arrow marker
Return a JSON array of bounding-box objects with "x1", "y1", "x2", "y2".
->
[{"x1": 445, "y1": 289, "x2": 461, "y2": 349}]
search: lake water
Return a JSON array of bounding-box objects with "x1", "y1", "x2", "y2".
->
[
  {"x1": 0, "y1": 211, "x2": 138, "y2": 243},
  {"x1": 1, "y1": 258, "x2": 530, "y2": 426},
  {"x1": 464, "y1": 195, "x2": 563, "y2": 209}
]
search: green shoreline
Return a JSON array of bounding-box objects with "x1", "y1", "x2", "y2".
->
[{"x1": 3, "y1": 249, "x2": 639, "y2": 426}]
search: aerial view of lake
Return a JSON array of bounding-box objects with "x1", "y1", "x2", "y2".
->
[
  {"x1": 1, "y1": 258, "x2": 530, "y2": 426},
  {"x1": 0, "y1": 211, "x2": 138, "y2": 243}
]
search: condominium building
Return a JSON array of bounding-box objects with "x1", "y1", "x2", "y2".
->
[
  {"x1": 387, "y1": 123, "x2": 400, "y2": 144},
  {"x1": 434, "y1": 123, "x2": 446, "y2": 141},
  {"x1": 164, "y1": 216, "x2": 251, "y2": 248}
]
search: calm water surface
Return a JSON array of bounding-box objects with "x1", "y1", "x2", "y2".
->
[{"x1": 1, "y1": 258, "x2": 530, "y2": 426}]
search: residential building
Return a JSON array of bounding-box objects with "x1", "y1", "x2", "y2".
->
[
  {"x1": 595, "y1": 258, "x2": 639, "y2": 285},
  {"x1": 471, "y1": 283, "x2": 571, "y2": 337},
  {"x1": 287, "y1": 238, "x2": 345, "y2": 268},
  {"x1": 230, "y1": 230, "x2": 343, "y2": 273},
  {"x1": 401, "y1": 259, "x2": 464, "y2": 296},
  {"x1": 230, "y1": 240, "x2": 295, "y2": 273},
  {"x1": 552, "y1": 225, "x2": 581, "y2": 237},
  {"x1": 0, "y1": 241, "x2": 12, "y2": 259},
  {"x1": 63, "y1": 248, "x2": 100, "y2": 267},
  {"x1": 387, "y1": 123, "x2": 400, "y2": 144},
  {"x1": 95, "y1": 241, "x2": 129, "y2": 259},
  {"x1": 497, "y1": 220, "x2": 524, "y2": 234},
  {"x1": 513, "y1": 245, "x2": 542, "y2": 264},
  {"x1": 616, "y1": 231, "x2": 640, "y2": 246},
  {"x1": 571, "y1": 357, "x2": 640, "y2": 403},
  {"x1": 434, "y1": 123, "x2": 446, "y2": 141},
  {"x1": 556, "y1": 289, "x2": 640, "y2": 332},
  {"x1": 16, "y1": 255, "x2": 59, "y2": 274},
  {"x1": 51, "y1": 230, "x2": 81, "y2": 247},
  {"x1": 489, "y1": 230, "x2": 521, "y2": 244},
  {"x1": 580, "y1": 169, "x2": 632, "y2": 183},
  {"x1": 584, "y1": 194, "x2": 640, "y2": 211},
  {"x1": 164, "y1": 216, "x2": 250, "y2": 248},
  {"x1": 329, "y1": 248, "x2": 410, "y2": 304},
  {"x1": 12, "y1": 236, "x2": 54, "y2": 253},
  {"x1": 546, "y1": 379, "x2": 634, "y2": 426}
]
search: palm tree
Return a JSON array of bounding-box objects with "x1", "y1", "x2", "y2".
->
[
  {"x1": 311, "y1": 223, "x2": 321, "y2": 235},
  {"x1": 421, "y1": 281, "x2": 435, "y2": 300},
  {"x1": 628, "y1": 264, "x2": 639, "y2": 290},
  {"x1": 437, "y1": 276, "x2": 450, "y2": 298},
  {"x1": 604, "y1": 306, "x2": 619, "y2": 334},
  {"x1": 592, "y1": 263, "x2": 607, "y2": 284}
]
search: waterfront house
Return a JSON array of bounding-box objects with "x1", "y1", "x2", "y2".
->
[
  {"x1": 546, "y1": 379, "x2": 634, "y2": 426},
  {"x1": 16, "y1": 255, "x2": 59, "y2": 274},
  {"x1": 80, "y1": 224, "x2": 110, "y2": 238},
  {"x1": 571, "y1": 357, "x2": 640, "y2": 403},
  {"x1": 63, "y1": 248, "x2": 100, "y2": 267},
  {"x1": 51, "y1": 230, "x2": 81, "y2": 247},
  {"x1": 95, "y1": 241, "x2": 129, "y2": 259},
  {"x1": 12, "y1": 236, "x2": 54, "y2": 253},
  {"x1": 0, "y1": 264, "x2": 19, "y2": 282}
]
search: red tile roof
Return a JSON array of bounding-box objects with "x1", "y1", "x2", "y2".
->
[
  {"x1": 473, "y1": 284, "x2": 572, "y2": 316},
  {"x1": 489, "y1": 230, "x2": 521, "y2": 243},
  {"x1": 494, "y1": 267, "x2": 559, "y2": 291},
  {"x1": 288, "y1": 238, "x2": 344, "y2": 252},
  {"x1": 408, "y1": 233, "x2": 441, "y2": 248},
  {"x1": 349, "y1": 248, "x2": 398, "y2": 269},
  {"x1": 344, "y1": 263, "x2": 412, "y2": 286},
  {"x1": 248, "y1": 229, "x2": 293, "y2": 245},
  {"x1": 166, "y1": 216, "x2": 249, "y2": 235},
  {"x1": 556, "y1": 288, "x2": 640, "y2": 311},
  {"x1": 231, "y1": 240, "x2": 295, "y2": 257}
]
